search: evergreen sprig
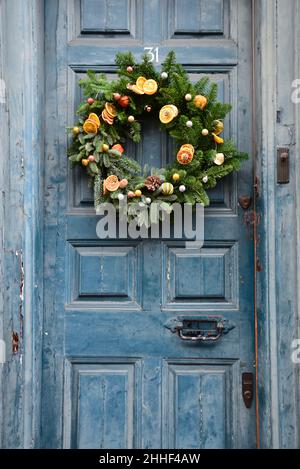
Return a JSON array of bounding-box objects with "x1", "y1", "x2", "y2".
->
[{"x1": 67, "y1": 51, "x2": 248, "y2": 218}]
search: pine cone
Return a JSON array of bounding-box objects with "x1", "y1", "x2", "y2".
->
[{"x1": 144, "y1": 175, "x2": 162, "y2": 192}]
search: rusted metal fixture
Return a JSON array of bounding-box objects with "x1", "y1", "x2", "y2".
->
[
  {"x1": 277, "y1": 147, "x2": 289, "y2": 184},
  {"x1": 12, "y1": 332, "x2": 19, "y2": 354},
  {"x1": 242, "y1": 372, "x2": 254, "y2": 409},
  {"x1": 239, "y1": 195, "x2": 252, "y2": 210}
]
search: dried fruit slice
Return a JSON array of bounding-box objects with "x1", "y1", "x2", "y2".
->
[
  {"x1": 213, "y1": 152, "x2": 225, "y2": 166},
  {"x1": 105, "y1": 175, "x2": 120, "y2": 191},
  {"x1": 101, "y1": 109, "x2": 114, "y2": 125},
  {"x1": 159, "y1": 105, "x2": 176, "y2": 124},
  {"x1": 161, "y1": 182, "x2": 174, "y2": 195},
  {"x1": 88, "y1": 113, "x2": 100, "y2": 128},
  {"x1": 143, "y1": 79, "x2": 158, "y2": 95},
  {"x1": 83, "y1": 119, "x2": 98, "y2": 134},
  {"x1": 131, "y1": 84, "x2": 145, "y2": 95},
  {"x1": 136, "y1": 76, "x2": 147, "y2": 90},
  {"x1": 180, "y1": 144, "x2": 195, "y2": 155},
  {"x1": 213, "y1": 119, "x2": 224, "y2": 135},
  {"x1": 177, "y1": 148, "x2": 194, "y2": 165},
  {"x1": 170, "y1": 105, "x2": 179, "y2": 117},
  {"x1": 105, "y1": 102, "x2": 117, "y2": 118},
  {"x1": 212, "y1": 133, "x2": 224, "y2": 144}
]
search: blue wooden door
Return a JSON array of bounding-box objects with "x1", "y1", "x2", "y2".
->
[{"x1": 43, "y1": 0, "x2": 255, "y2": 448}]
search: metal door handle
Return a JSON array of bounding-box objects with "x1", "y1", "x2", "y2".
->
[{"x1": 165, "y1": 316, "x2": 235, "y2": 344}]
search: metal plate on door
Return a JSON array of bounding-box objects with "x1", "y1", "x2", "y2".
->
[{"x1": 277, "y1": 147, "x2": 289, "y2": 184}]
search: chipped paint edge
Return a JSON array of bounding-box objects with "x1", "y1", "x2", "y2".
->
[
  {"x1": 293, "y1": 0, "x2": 300, "y2": 448},
  {"x1": 0, "y1": 0, "x2": 45, "y2": 449},
  {"x1": 0, "y1": 340, "x2": 6, "y2": 365},
  {"x1": 255, "y1": 0, "x2": 300, "y2": 449}
]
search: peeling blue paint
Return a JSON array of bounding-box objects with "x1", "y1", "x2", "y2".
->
[{"x1": 0, "y1": 0, "x2": 299, "y2": 450}]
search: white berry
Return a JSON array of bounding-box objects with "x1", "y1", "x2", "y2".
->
[
  {"x1": 179, "y1": 185, "x2": 186, "y2": 193},
  {"x1": 186, "y1": 120, "x2": 193, "y2": 128},
  {"x1": 202, "y1": 175, "x2": 208, "y2": 183},
  {"x1": 202, "y1": 129, "x2": 209, "y2": 136},
  {"x1": 145, "y1": 197, "x2": 151, "y2": 204},
  {"x1": 118, "y1": 193, "x2": 125, "y2": 201},
  {"x1": 161, "y1": 72, "x2": 168, "y2": 79},
  {"x1": 128, "y1": 115, "x2": 135, "y2": 123},
  {"x1": 185, "y1": 93, "x2": 192, "y2": 101}
]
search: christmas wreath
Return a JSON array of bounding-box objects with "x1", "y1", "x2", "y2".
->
[{"x1": 68, "y1": 51, "x2": 247, "y2": 225}]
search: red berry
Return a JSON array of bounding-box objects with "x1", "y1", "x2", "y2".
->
[
  {"x1": 126, "y1": 66, "x2": 133, "y2": 73},
  {"x1": 88, "y1": 155, "x2": 95, "y2": 162},
  {"x1": 87, "y1": 97, "x2": 94, "y2": 104},
  {"x1": 113, "y1": 93, "x2": 121, "y2": 101}
]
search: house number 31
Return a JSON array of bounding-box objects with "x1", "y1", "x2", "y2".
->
[{"x1": 143, "y1": 47, "x2": 159, "y2": 63}]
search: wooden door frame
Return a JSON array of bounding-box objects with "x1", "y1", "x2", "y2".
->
[
  {"x1": 254, "y1": 0, "x2": 300, "y2": 448},
  {"x1": 0, "y1": 0, "x2": 299, "y2": 448},
  {"x1": 0, "y1": 0, "x2": 45, "y2": 448}
]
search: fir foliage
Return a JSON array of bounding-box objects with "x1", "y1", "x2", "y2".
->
[{"x1": 68, "y1": 51, "x2": 248, "y2": 217}]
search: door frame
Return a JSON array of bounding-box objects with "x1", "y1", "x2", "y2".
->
[
  {"x1": 253, "y1": 0, "x2": 300, "y2": 448},
  {"x1": 0, "y1": 0, "x2": 299, "y2": 449}
]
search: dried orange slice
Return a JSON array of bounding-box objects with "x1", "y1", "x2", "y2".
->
[
  {"x1": 170, "y1": 105, "x2": 179, "y2": 117},
  {"x1": 177, "y1": 149, "x2": 194, "y2": 165},
  {"x1": 101, "y1": 109, "x2": 114, "y2": 125},
  {"x1": 105, "y1": 111, "x2": 115, "y2": 120},
  {"x1": 180, "y1": 144, "x2": 194, "y2": 155},
  {"x1": 159, "y1": 105, "x2": 176, "y2": 124},
  {"x1": 105, "y1": 175, "x2": 120, "y2": 192},
  {"x1": 83, "y1": 119, "x2": 98, "y2": 134},
  {"x1": 105, "y1": 102, "x2": 117, "y2": 118},
  {"x1": 143, "y1": 79, "x2": 158, "y2": 95},
  {"x1": 88, "y1": 113, "x2": 100, "y2": 128},
  {"x1": 131, "y1": 84, "x2": 145, "y2": 95},
  {"x1": 136, "y1": 76, "x2": 147, "y2": 90}
]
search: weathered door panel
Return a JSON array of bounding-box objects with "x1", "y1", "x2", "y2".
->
[{"x1": 43, "y1": 0, "x2": 254, "y2": 448}]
